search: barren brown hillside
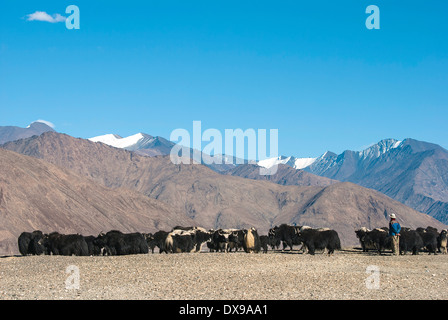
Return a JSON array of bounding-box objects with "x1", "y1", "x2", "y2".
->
[{"x1": 0, "y1": 148, "x2": 192, "y2": 255}]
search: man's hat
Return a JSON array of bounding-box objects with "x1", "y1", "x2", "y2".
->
[{"x1": 390, "y1": 213, "x2": 396, "y2": 219}]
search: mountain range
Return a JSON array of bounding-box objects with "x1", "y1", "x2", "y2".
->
[
  {"x1": 256, "y1": 138, "x2": 448, "y2": 224},
  {"x1": 1, "y1": 127, "x2": 446, "y2": 254},
  {"x1": 83, "y1": 131, "x2": 448, "y2": 225}
]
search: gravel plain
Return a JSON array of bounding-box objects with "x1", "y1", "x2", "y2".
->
[{"x1": 1, "y1": 249, "x2": 447, "y2": 300}]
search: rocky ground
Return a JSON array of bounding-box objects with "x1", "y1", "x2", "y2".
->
[{"x1": 1, "y1": 249, "x2": 447, "y2": 300}]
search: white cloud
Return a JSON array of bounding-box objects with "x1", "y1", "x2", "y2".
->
[
  {"x1": 26, "y1": 11, "x2": 66, "y2": 23},
  {"x1": 34, "y1": 120, "x2": 56, "y2": 129}
]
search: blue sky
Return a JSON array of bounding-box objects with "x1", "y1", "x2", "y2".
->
[{"x1": 0, "y1": 1, "x2": 447, "y2": 158}]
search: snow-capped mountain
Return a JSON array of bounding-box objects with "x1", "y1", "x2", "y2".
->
[
  {"x1": 257, "y1": 139, "x2": 402, "y2": 173},
  {"x1": 307, "y1": 139, "x2": 404, "y2": 178},
  {"x1": 359, "y1": 139, "x2": 402, "y2": 161},
  {"x1": 89, "y1": 133, "x2": 151, "y2": 150},
  {"x1": 89, "y1": 133, "x2": 175, "y2": 156},
  {"x1": 88, "y1": 132, "x2": 242, "y2": 171}
]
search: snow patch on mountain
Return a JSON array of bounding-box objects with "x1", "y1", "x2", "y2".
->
[
  {"x1": 359, "y1": 139, "x2": 402, "y2": 161},
  {"x1": 258, "y1": 155, "x2": 317, "y2": 170},
  {"x1": 89, "y1": 133, "x2": 154, "y2": 151},
  {"x1": 294, "y1": 157, "x2": 317, "y2": 169}
]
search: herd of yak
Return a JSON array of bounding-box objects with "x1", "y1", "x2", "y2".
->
[
  {"x1": 17, "y1": 224, "x2": 448, "y2": 257},
  {"x1": 356, "y1": 226, "x2": 447, "y2": 255}
]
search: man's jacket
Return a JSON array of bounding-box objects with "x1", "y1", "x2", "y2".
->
[{"x1": 389, "y1": 221, "x2": 401, "y2": 236}]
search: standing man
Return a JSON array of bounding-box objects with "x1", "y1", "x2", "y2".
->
[{"x1": 389, "y1": 213, "x2": 401, "y2": 255}]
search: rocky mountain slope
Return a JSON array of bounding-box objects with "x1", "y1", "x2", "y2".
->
[{"x1": 0, "y1": 147, "x2": 192, "y2": 255}]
